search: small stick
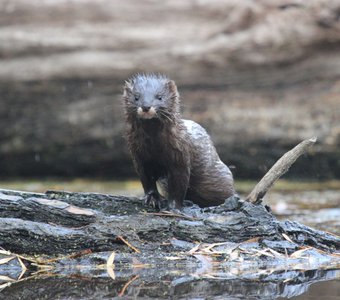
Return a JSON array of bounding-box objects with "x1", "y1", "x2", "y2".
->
[
  {"x1": 117, "y1": 236, "x2": 140, "y2": 253},
  {"x1": 144, "y1": 211, "x2": 197, "y2": 221},
  {"x1": 246, "y1": 137, "x2": 317, "y2": 204},
  {"x1": 118, "y1": 275, "x2": 139, "y2": 297}
]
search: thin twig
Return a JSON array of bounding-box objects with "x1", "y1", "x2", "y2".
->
[
  {"x1": 117, "y1": 236, "x2": 140, "y2": 253},
  {"x1": 145, "y1": 211, "x2": 197, "y2": 221},
  {"x1": 118, "y1": 275, "x2": 139, "y2": 297},
  {"x1": 246, "y1": 137, "x2": 317, "y2": 204}
]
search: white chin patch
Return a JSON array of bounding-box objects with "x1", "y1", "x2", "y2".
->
[{"x1": 137, "y1": 107, "x2": 157, "y2": 119}]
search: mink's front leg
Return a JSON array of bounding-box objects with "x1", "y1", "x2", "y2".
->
[
  {"x1": 166, "y1": 166, "x2": 190, "y2": 211},
  {"x1": 137, "y1": 162, "x2": 164, "y2": 210}
]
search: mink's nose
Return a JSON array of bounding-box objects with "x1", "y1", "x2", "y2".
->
[{"x1": 142, "y1": 106, "x2": 151, "y2": 112}]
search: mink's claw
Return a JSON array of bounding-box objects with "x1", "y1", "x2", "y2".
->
[{"x1": 143, "y1": 191, "x2": 165, "y2": 210}]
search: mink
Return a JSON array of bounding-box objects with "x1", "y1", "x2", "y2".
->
[{"x1": 122, "y1": 73, "x2": 235, "y2": 210}]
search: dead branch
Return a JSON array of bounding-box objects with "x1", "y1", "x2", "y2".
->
[{"x1": 246, "y1": 137, "x2": 317, "y2": 204}]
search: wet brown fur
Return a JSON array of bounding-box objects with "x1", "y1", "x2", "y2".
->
[{"x1": 122, "y1": 73, "x2": 235, "y2": 209}]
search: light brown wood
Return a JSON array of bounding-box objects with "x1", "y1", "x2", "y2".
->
[{"x1": 246, "y1": 137, "x2": 317, "y2": 204}]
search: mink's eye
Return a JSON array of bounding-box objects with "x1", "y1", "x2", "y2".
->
[
  {"x1": 157, "y1": 95, "x2": 162, "y2": 101},
  {"x1": 134, "y1": 95, "x2": 140, "y2": 101}
]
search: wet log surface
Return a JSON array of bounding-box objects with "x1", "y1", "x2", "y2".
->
[{"x1": 0, "y1": 188, "x2": 338, "y2": 256}]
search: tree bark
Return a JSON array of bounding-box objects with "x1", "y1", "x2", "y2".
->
[{"x1": 0, "y1": 188, "x2": 338, "y2": 256}]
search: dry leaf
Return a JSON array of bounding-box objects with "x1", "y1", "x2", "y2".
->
[
  {"x1": 0, "y1": 282, "x2": 12, "y2": 290},
  {"x1": 165, "y1": 256, "x2": 182, "y2": 261},
  {"x1": 0, "y1": 275, "x2": 15, "y2": 282},
  {"x1": 243, "y1": 237, "x2": 260, "y2": 243},
  {"x1": 188, "y1": 243, "x2": 201, "y2": 254},
  {"x1": 290, "y1": 247, "x2": 312, "y2": 258},
  {"x1": 107, "y1": 251, "x2": 115, "y2": 268},
  {"x1": 252, "y1": 249, "x2": 274, "y2": 258},
  {"x1": 17, "y1": 257, "x2": 27, "y2": 280},
  {"x1": 282, "y1": 233, "x2": 294, "y2": 243},
  {"x1": 107, "y1": 267, "x2": 116, "y2": 280},
  {"x1": 268, "y1": 248, "x2": 284, "y2": 258},
  {"x1": 106, "y1": 251, "x2": 116, "y2": 280},
  {"x1": 0, "y1": 250, "x2": 12, "y2": 256},
  {"x1": 0, "y1": 257, "x2": 15, "y2": 265}
]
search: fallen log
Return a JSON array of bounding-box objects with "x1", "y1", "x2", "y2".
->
[{"x1": 0, "y1": 188, "x2": 338, "y2": 256}]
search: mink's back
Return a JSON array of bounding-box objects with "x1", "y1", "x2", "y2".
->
[{"x1": 158, "y1": 119, "x2": 235, "y2": 207}]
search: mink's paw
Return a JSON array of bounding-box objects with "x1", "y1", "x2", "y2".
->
[
  {"x1": 143, "y1": 191, "x2": 165, "y2": 210},
  {"x1": 162, "y1": 199, "x2": 182, "y2": 213}
]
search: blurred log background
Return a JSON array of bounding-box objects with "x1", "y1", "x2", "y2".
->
[{"x1": 0, "y1": 0, "x2": 339, "y2": 179}]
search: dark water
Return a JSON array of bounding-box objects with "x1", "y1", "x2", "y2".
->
[
  {"x1": 0, "y1": 181, "x2": 339, "y2": 299},
  {"x1": 1, "y1": 268, "x2": 339, "y2": 299},
  {"x1": 287, "y1": 280, "x2": 340, "y2": 300}
]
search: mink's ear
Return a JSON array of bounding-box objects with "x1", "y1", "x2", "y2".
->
[
  {"x1": 167, "y1": 80, "x2": 179, "y2": 97},
  {"x1": 123, "y1": 80, "x2": 133, "y2": 97}
]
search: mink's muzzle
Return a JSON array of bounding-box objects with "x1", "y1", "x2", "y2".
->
[
  {"x1": 142, "y1": 106, "x2": 151, "y2": 112},
  {"x1": 137, "y1": 106, "x2": 157, "y2": 119}
]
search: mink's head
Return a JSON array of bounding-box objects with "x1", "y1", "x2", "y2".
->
[{"x1": 122, "y1": 73, "x2": 180, "y2": 122}]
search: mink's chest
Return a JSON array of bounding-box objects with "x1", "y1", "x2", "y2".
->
[
  {"x1": 137, "y1": 130, "x2": 171, "y2": 162},
  {"x1": 137, "y1": 128, "x2": 180, "y2": 166}
]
